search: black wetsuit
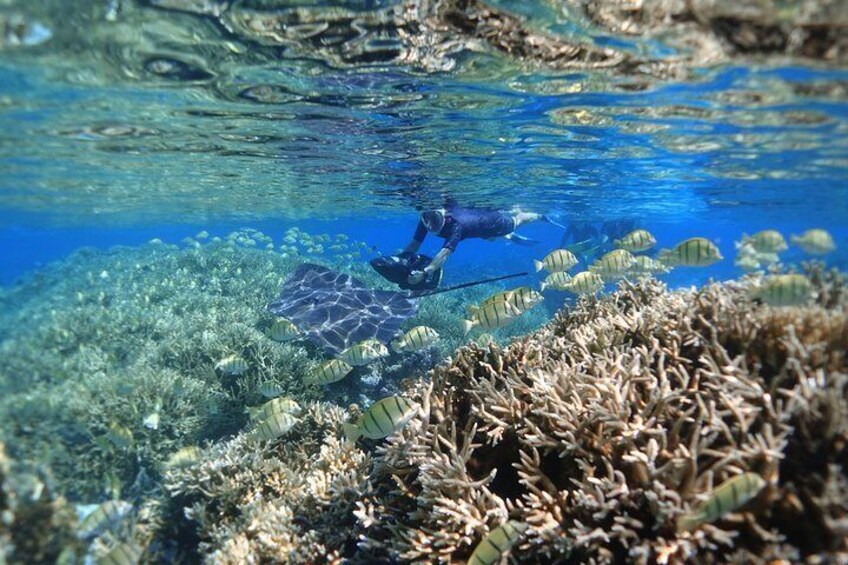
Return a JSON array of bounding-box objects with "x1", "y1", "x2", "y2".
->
[{"x1": 413, "y1": 207, "x2": 515, "y2": 252}]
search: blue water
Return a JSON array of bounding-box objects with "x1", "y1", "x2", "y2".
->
[{"x1": 2, "y1": 62, "x2": 846, "y2": 286}]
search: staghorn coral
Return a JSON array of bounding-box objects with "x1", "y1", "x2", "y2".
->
[
  {"x1": 148, "y1": 402, "x2": 371, "y2": 564},
  {"x1": 353, "y1": 265, "x2": 847, "y2": 563}
]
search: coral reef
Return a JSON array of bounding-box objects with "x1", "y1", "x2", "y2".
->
[
  {"x1": 353, "y1": 265, "x2": 848, "y2": 563},
  {"x1": 0, "y1": 443, "x2": 82, "y2": 563},
  {"x1": 0, "y1": 230, "x2": 514, "y2": 502},
  {"x1": 146, "y1": 402, "x2": 370, "y2": 564},
  {"x1": 0, "y1": 235, "x2": 322, "y2": 500},
  {"x1": 1, "y1": 229, "x2": 846, "y2": 562}
]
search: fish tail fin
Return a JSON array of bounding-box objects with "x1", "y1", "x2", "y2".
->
[
  {"x1": 390, "y1": 339, "x2": 403, "y2": 352},
  {"x1": 539, "y1": 282, "x2": 547, "y2": 293},
  {"x1": 342, "y1": 423, "x2": 361, "y2": 443},
  {"x1": 466, "y1": 304, "x2": 478, "y2": 316},
  {"x1": 533, "y1": 260, "x2": 544, "y2": 272},
  {"x1": 463, "y1": 319, "x2": 476, "y2": 336}
]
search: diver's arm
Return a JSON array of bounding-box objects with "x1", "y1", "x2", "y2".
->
[
  {"x1": 424, "y1": 248, "x2": 451, "y2": 273},
  {"x1": 403, "y1": 219, "x2": 428, "y2": 254}
]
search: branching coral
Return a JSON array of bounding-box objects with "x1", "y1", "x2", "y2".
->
[
  {"x1": 354, "y1": 265, "x2": 847, "y2": 563},
  {"x1": 148, "y1": 402, "x2": 371, "y2": 564}
]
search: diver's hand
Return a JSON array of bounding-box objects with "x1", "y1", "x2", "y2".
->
[{"x1": 407, "y1": 270, "x2": 426, "y2": 285}]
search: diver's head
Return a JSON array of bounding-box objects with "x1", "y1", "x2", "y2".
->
[{"x1": 421, "y1": 209, "x2": 446, "y2": 233}]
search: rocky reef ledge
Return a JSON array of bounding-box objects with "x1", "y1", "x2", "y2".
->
[{"x1": 3, "y1": 265, "x2": 846, "y2": 563}]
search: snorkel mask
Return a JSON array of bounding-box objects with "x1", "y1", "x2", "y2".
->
[{"x1": 421, "y1": 209, "x2": 446, "y2": 233}]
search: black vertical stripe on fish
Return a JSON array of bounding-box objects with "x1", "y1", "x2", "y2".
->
[
  {"x1": 379, "y1": 402, "x2": 394, "y2": 427},
  {"x1": 484, "y1": 536, "x2": 506, "y2": 555},
  {"x1": 392, "y1": 397, "x2": 405, "y2": 418},
  {"x1": 368, "y1": 410, "x2": 388, "y2": 434}
]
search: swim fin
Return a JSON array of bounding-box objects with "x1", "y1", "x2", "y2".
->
[
  {"x1": 505, "y1": 233, "x2": 539, "y2": 246},
  {"x1": 542, "y1": 214, "x2": 567, "y2": 230}
]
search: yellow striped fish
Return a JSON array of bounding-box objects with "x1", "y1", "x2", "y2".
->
[
  {"x1": 467, "y1": 289, "x2": 515, "y2": 315},
  {"x1": 266, "y1": 318, "x2": 299, "y2": 342},
  {"x1": 391, "y1": 326, "x2": 440, "y2": 353},
  {"x1": 658, "y1": 237, "x2": 723, "y2": 267},
  {"x1": 589, "y1": 249, "x2": 636, "y2": 277},
  {"x1": 628, "y1": 255, "x2": 669, "y2": 275},
  {"x1": 78, "y1": 500, "x2": 133, "y2": 540},
  {"x1": 740, "y1": 230, "x2": 787, "y2": 253},
  {"x1": 678, "y1": 472, "x2": 766, "y2": 532},
  {"x1": 165, "y1": 446, "x2": 202, "y2": 469},
  {"x1": 96, "y1": 542, "x2": 143, "y2": 565},
  {"x1": 107, "y1": 422, "x2": 133, "y2": 448},
  {"x1": 562, "y1": 271, "x2": 604, "y2": 295},
  {"x1": 304, "y1": 358, "x2": 353, "y2": 385},
  {"x1": 540, "y1": 271, "x2": 572, "y2": 292},
  {"x1": 339, "y1": 338, "x2": 389, "y2": 366},
  {"x1": 258, "y1": 381, "x2": 285, "y2": 399},
  {"x1": 468, "y1": 521, "x2": 528, "y2": 565},
  {"x1": 468, "y1": 287, "x2": 539, "y2": 315},
  {"x1": 504, "y1": 287, "x2": 543, "y2": 312},
  {"x1": 343, "y1": 396, "x2": 418, "y2": 442},
  {"x1": 463, "y1": 298, "x2": 522, "y2": 335},
  {"x1": 614, "y1": 229, "x2": 656, "y2": 252},
  {"x1": 791, "y1": 228, "x2": 836, "y2": 255},
  {"x1": 734, "y1": 254, "x2": 761, "y2": 272},
  {"x1": 215, "y1": 354, "x2": 249, "y2": 376},
  {"x1": 246, "y1": 396, "x2": 301, "y2": 422},
  {"x1": 533, "y1": 249, "x2": 578, "y2": 273},
  {"x1": 475, "y1": 333, "x2": 495, "y2": 347},
  {"x1": 752, "y1": 273, "x2": 813, "y2": 307},
  {"x1": 249, "y1": 410, "x2": 299, "y2": 442}
]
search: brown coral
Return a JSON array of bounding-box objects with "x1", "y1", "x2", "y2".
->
[{"x1": 353, "y1": 267, "x2": 847, "y2": 563}]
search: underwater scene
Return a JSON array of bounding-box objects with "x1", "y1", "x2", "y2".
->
[{"x1": 1, "y1": 1, "x2": 848, "y2": 564}]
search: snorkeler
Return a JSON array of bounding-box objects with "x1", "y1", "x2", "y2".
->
[{"x1": 403, "y1": 206, "x2": 562, "y2": 285}]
